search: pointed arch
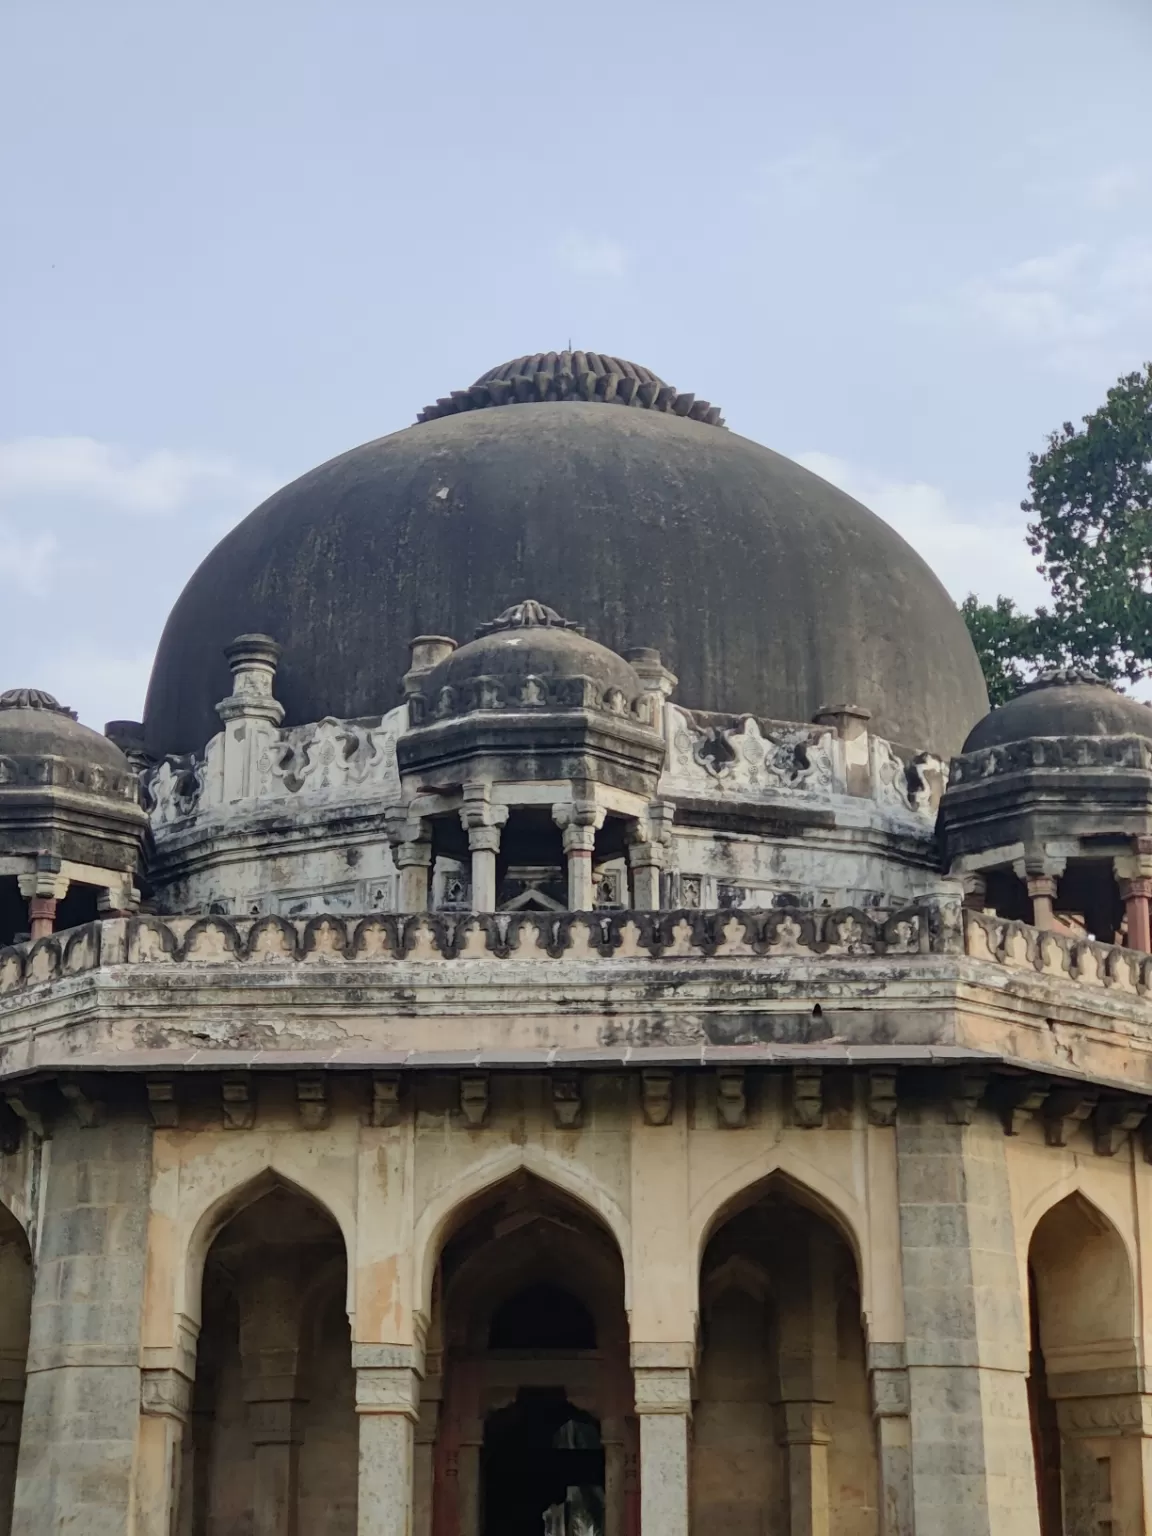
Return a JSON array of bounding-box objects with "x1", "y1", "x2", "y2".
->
[
  {"x1": 690, "y1": 1150, "x2": 869, "y2": 1313},
  {"x1": 180, "y1": 1165, "x2": 354, "y2": 1331},
  {"x1": 1027, "y1": 1187, "x2": 1138, "y2": 1376},
  {"x1": 412, "y1": 1143, "x2": 631, "y2": 1319}
]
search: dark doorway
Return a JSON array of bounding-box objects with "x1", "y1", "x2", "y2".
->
[{"x1": 483, "y1": 1391, "x2": 604, "y2": 1536}]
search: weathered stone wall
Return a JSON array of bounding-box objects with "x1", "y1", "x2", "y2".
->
[{"x1": 11, "y1": 1115, "x2": 151, "y2": 1536}]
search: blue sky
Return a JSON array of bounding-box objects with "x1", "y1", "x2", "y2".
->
[{"x1": 3, "y1": 0, "x2": 1152, "y2": 729}]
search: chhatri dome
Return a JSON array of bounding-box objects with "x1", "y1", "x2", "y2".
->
[{"x1": 143, "y1": 349, "x2": 988, "y2": 758}]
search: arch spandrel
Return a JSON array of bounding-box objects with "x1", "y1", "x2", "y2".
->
[{"x1": 176, "y1": 1162, "x2": 357, "y2": 1335}]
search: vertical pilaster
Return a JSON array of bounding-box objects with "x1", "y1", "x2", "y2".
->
[
  {"x1": 137, "y1": 1367, "x2": 193, "y2": 1536},
  {"x1": 632, "y1": 1352, "x2": 692, "y2": 1536},
  {"x1": 869, "y1": 1344, "x2": 913, "y2": 1536},
  {"x1": 897, "y1": 1099, "x2": 1040, "y2": 1536},
  {"x1": 354, "y1": 1355, "x2": 421, "y2": 1536},
  {"x1": 12, "y1": 1117, "x2": 152, "y2": 1536}
]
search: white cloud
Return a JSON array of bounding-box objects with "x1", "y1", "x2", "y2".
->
[
  {"x1": 909, "y1": 238, "x2": 1152, "y2": 370},
  {"x1": 795, "y1": 451, "x2": 1049, "y2": 610},
  {"x1": 752, "y1": 137, "x2": 882, "y2": 210},
  {"x1": 553, "y1": 233, "x2": 630, "y2": 279},
  {"x1": 0, "y1": 436, "x2": 274, "y2": 516},
  {"x1": 0, "y1": 523, "x2": 59, "y2": 597},
  {"x1": 1087, "y1": 165, "x2": 1143, "y2": 211}
]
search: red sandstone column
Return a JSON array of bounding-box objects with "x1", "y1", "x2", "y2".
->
[
  {"x1": 26, "y1": 898, "x2": 57, "y2": 943},
  {"x1": 1025, "y1": 875, "x2": 1058, "y2": 932},
  {"x1": 1120, "y1": 878, "x2": 1152, "y2": 952}
]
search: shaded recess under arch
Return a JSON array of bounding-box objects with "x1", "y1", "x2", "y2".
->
[
  {"x1": 1027, "y1": 1191, "x2": 1138, "y2": 1536},
  {"x1": 696, "y1": 1180, "x2": 880, "y2": 1535},
  {"x1": 180, "y1": 1180, "x2": 356, "y2": 1536},
  {"x1": 430, "y1": 1172, "x2": 632, "y2": 1536}
]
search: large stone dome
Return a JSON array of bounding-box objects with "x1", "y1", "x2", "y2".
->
[{"x1": 143, "y1": 353, "x2": 988, "y2": 758}]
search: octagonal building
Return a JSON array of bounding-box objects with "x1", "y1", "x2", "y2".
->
[{"x1": 1, "y1": 350, "x2": 1151, "y2": 1536}]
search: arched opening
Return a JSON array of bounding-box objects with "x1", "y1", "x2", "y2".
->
[
  {"x1": 179, "y1": 1180, "x2": 356, "y2": 1535},
  {"x1": 1027, "y1": 1193, "x2": 1138, "y2": 1536},
  {"x1": 431, "y1": 1172, "x2": 632, "y2": 1536},
  {"x1": 696, "y1": 1180, "x2": 879, "y2": 1535},
  {"x1": 0, "y1": 1205, "x2": 31, "y2": 1536}
]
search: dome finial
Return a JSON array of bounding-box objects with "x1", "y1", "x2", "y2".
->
[
  {"x1": 417, "y1": 350, "x2": 725, "y2": 427},
  {"x1": 0, "y1": 688, "x2": 77, "y2": 720},
  {"x1": 475, "y1": 600, "x2": 585, "y2": 638}
]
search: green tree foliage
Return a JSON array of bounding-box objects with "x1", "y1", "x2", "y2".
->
[
  {"x1": 1024, "y1": 363, "x2": 1152, "y2": 682},
  {"x1": 959, "y1": 595, "x2": 1046, "y2": 706},
  {"x1": 961, "y1": 362, "x2": 1152, "y2": 700}
]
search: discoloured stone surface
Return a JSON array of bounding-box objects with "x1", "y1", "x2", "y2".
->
[{"x1": 11, "y1": 1117, "x2": 151, "y2": 1536}]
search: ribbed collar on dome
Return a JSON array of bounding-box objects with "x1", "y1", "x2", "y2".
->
[
  {"x1": 417, "y1": 349, "x2": 725, "y2": 428},
  {"x1": 0, "y1": 687, "x2": 78, "y2": 719}
]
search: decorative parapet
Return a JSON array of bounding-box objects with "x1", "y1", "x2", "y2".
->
[
  {"x1": 963, "y1": 909, "x2": 1152, "y2": 994},
  {"x1": 659, "y1": 704, "x2": 940, "y2": 822},
  {"x1": 0, "y1": 904, "x2": 939, "y2": 996},
  {"x1": 144, "y1": 707, "x2": 407, "y2": 829},
  {"x1": 948, "y1": 734, "x2": 1152, "y2": 787}
]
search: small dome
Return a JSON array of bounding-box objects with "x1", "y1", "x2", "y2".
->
[
  {"x1": 0, "y1": 689, "x2": 132, "y2": 775},
  {"x1": 414, "y1": 602, "x2": 646, "y2": 721},
  {"x1": 962, "y1": 668, "x2": 1152, "y2": 752}
]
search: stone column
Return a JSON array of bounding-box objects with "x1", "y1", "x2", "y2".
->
[
  {"x1": 627, "y1": 803, "x2": 674, "y2": 910},
  {"x1": 387, "y1": 812, "x2": 432, "y2": 913},
  {"x1": 554, "y1": 802, "x2": 605, "y2": 911},
  {"x1": 632, "y1": 1348, "x2": 692, "y2": 1536},
  {"x1": 1120, "y1": 878, "x2": 1152, "y2": 951},
  {"x1": 1016, "y1": 852, "x2": 1065, "y2": 932},
  {"x1": 776, "y1": 1228, "x2": 836, "y2": 1536},
  {"x1": 354, "y1": 1353, "x2": 421, "y2": 1536},
  {"x1": 602, "y1": 1421, "x2": 626, "y2": 1536},
  {"x1": 11, "y1": 1117, "x2": 152, "y2": 1536},
  {"x1": 896, "y1": 1096, "x2": 1040, "y2": 1536},
  {"x1": 137, "y1": 1367, "x2": 193, "y2": 1536},
  {"x1": 868, "y1": 1344, "x2": 913, "y2": 1536},
  {"x1": 17, "y1": 864, "x2": 69, "y2": 942},
  {"x1": 460, "y1": 785, "x2": 507, "y2": 914},
  {"x1": 240, "y1": 1272, "x2": 306, "y2": 1536}
]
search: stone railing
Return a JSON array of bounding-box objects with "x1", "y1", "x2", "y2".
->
[
  {"x1": 0, "y1": 904, "x2": 940, "y2": 996},
  {"x1": 963, "y1": 909, "x2": 1152, "y2": 994},
  {"x1": 948, "y1": 734, "x2": 1152, "y2": 787}
]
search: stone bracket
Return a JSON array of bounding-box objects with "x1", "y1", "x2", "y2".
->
[
  {"x1": 296, "y1": 1075, "x2": 329, "y2": 1130},
  {"x1": 792, "y1": 1066, "x2": 823, "y2": 1128},
  {"x1": 716, "y1": 1068, "x2": 746, "y2": 1128},
  {"x1": 1044, "y1": 1087, "x2": 1097, "y2": 1147},
  {"x1": 1093, "y1": 1098, "x2": 1146, "y2": 1157},
  {"x1": 460, "y1": 1074, "x2": 489, "y2": 1128},
  {"x1": 147, "y1": 1077, "x2": 179, "y2": 1129},
  {"x1": 371, "y1": 1073, "x2": 402, "y2": 1128},
  {"x1": 641, "y1": 1069, "x2": 673, "y2": 1126},
  {"x1": 551, "y1": 1074, "x2": 582, "y2": 1129},
  {"x1": 222, "y1": 1075, "x2": 255, "y2": 1130},
  {"x1": 867, "y1": 1068, "x2": 898, "y2": 1127}
]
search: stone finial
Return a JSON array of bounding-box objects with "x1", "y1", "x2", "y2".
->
[
  {"x1": 812, "y1": 702, "x2": 871, "y2": 739},
  {"x1": 474, "y1": 600, "x2": 584, "y2": 637},
  {"x1": 216, "y1": 634, "x2": 284, "y2": 726},
  {"x1": 416, "y1": 350, "x2": 726, "y2": 427},
  {"x1": 626, "y1": 647, "x2": 678, "y2": 700},
  {"x1": 1016, "y1": 665, "x2": 1110, "y2": 694},
  {"x1": 403, "y1": 635, "x2": 456, "y2": 698}
]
